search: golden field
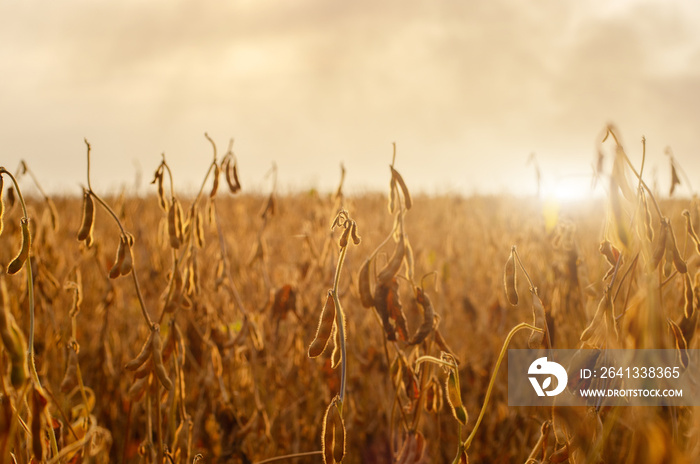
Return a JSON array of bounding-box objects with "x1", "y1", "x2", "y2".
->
[{"x1": 1, "y1": 135, "x2": 699, "y2": 464}]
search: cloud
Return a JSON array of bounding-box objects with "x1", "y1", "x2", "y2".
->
[{"x1": 0, "y1": 0, "x2": 698, "y2": 194}]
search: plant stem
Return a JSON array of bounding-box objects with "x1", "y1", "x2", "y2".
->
[
  {"x1": 332, "y1": 244, "x2": 348, "y2": 403},
  {"x1": 83, "y1": 141, "x2": 155, "y2": 330},
  {"x1": 463, "y1": 322, "x2": 542, "y2": 450}
]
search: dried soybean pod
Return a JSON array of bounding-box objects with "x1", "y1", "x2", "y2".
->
[
  {"x1": 151, "y1": 326, "x2": 172, "y2": 390},
  {"x1": 528, "y1": 289, "x2": 547, "y2": 348},
  {"x1": 350, "y1": 221, "x2": 361, "y2": 245},
  {"x1": 222, "y1": 157, "x2": 233, "y2": 191},
  {"x1": 390, "y1": 165, "x2": 412, "y2": 210},
  {"x1": 308, "y1": 291, "x2": 336, "y2": 358},
  {"x1": 424, "y1": 377, "x2": 442, "y2": 413},
  {"x1": 133, "y1": 358, "x2": 154, "y2": 380},
  {"x1": 7, "y1": 218, "x2": 30, "y2": 275},
  {"x1": 650, "y1": 220, "x2": 668, "y2": 271},
  {"x1": 667, "y1": 222, "x2": 687, "y2": 274},
  {"x1": 109, "y1": 238, "x2": 126, "y2": 279},
  {"x1": 388, "y1": 177, "x2": 397, "y2": 214},
  {"x1": 125, "y1": 333, "x2": 154, "y2": 371},
  {"x1": 409, "y1": 287, "x2": 434, "y2": 345},
  {"x1": 683, "y1": 210, "x2": 700, "y2": 255},
  {"x1": 684, "y1": 272, "x2": 694, "y2": 318},
  {"x1": 377, "y1": 234, "x2": 405, "y2": 284},
  {"x1": 445, "y1": 368, "x2": 468, "y2": 425},
  {"x1": 330, "y1": 324, "x2": 341, "y2": 369},
  {"x1": 668, "y1": 319, "x2": 689, "y2": 368},
  {"x1": 172, "y1": 196, "x2": 184, "y2": 241},
  {"x1": 338, "y1": 225, "x2": 351, "y2": 248},
  {"x1": 231, "y1": 162, "x2": 241, "y2": 192},
  {"x1": 77, "y1": 190, "x2": 95, "y2": 242},
  {"x1": 195, "y1": 209, "x2": 205, "y2": 248},
  {"x1": 358, "y1": 258, "x2": 374, "y2": 308},
  {"x1": 332, "y1": 402, "x2": 346, "y2": 463},
  {"x1": 504, "y1": 247, "x2": 518, "y2": 306},
  {"x1": 663, "y1": 242, "x2": 674, "y2": 278},
  {"x1": 209, "y1": 164, "x2": 220, "y2": 198},
  {"x1": 157, "y1": 172, "x2": 167, "y2": 211},
  {"x1": 31, "y1": 387, "x2": 47, "y2": 461},
  {"x1": 322, "y1": 400, "x2": 336, "y2": 464},
  {"x1": 119, "y1": 236, "x2": 134, "y2": 276},
  {"x1": 167, "y1": 201, "x2": 180, "y2": 249}
]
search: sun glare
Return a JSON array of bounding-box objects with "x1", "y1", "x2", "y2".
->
[{"x1": 543, "y1": 175, "x2": 600, "y2": 203}]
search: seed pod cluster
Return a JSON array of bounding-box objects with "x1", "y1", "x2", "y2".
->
[
  {"x1": 7, "y1": 217, "x2": 30, "y2": 275},
  {"x1": 124, "y1": 326, "x2": 171, "y2": 390},
  {"x1": 504, "y1": 247, "x2": 518, "y2": 305},
  {"x1": 109, "y1": 234, "x2": 133, "y2": 278},
  {"x1": 308, "y1": 291, "x2": 336, "y2": 358},
  {"x1": 322, "y1": 398, "x2": 345, "y2": 464},
  {"x1": 151, "y1": 327, "x2": 172, "y2": 390}
]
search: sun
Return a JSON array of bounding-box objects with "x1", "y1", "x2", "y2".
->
[{"x1": 543, "y1": 175, "x2": 599, "y2": 203}]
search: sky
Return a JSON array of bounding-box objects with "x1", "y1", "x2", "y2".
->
[{"x1": 1, "y1": 0, "x2": 699, "y2": 199}]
